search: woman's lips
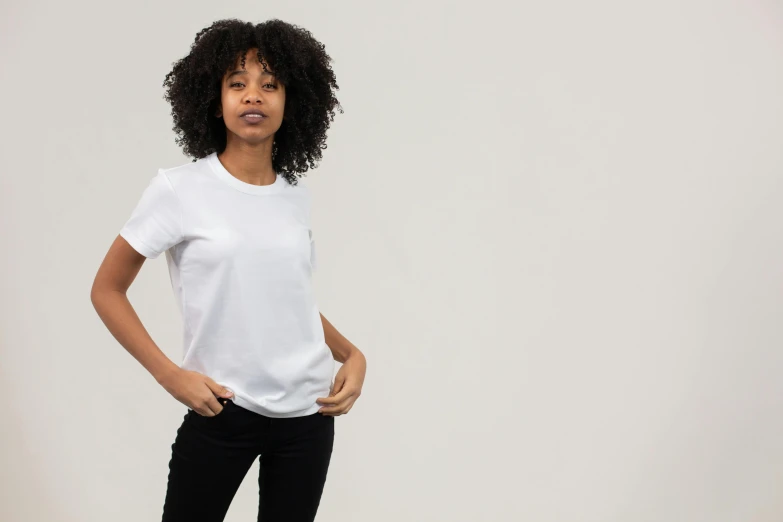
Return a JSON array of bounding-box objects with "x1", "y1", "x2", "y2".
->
[{"x1": 241, "y1": 114, "x2": 266, "y2": 124}]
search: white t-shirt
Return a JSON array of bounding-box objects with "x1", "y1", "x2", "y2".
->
[{"x1": 119, "y1": 152, "x2": 334, "y2": 418}]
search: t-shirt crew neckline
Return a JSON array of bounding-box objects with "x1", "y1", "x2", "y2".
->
[{"x1": 207, "y1": 152, "x2": 285, "y2": 195}]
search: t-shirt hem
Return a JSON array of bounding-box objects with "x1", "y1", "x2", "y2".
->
[{"x1": 231, "y1": 394, "x2": 323, "y2": 418}]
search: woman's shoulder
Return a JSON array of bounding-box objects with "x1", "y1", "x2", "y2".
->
[{"x1": 156, "y1": 155, "x2": 214, "y2": 192}]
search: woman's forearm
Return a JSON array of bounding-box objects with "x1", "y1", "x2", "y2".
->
[
  {"x1": 90, "y1": 289, "x2": 181, "y2": 385},
  {"x1": 320, "y1": 312, "x2": 363, "y2": 364}
]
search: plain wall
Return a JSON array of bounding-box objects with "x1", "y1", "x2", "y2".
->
[{"x1": 1, "y1": 1, "x2": 782, "y2": 520}]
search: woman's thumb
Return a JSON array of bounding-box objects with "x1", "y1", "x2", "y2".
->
[{"x1": 206, "y1": 378, "x2": 233, "y2": 397}]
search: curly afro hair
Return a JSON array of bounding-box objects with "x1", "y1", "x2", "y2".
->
[{"x1": 162, "y1": 18, "x2": 343, "y2": 185}]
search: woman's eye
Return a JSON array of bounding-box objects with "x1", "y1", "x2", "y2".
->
[{"x1": 230, "y1": 82, "x2": 274, "y2": 88}]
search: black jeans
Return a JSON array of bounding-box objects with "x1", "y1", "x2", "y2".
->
[{"x1": 161, "y1": 397, "x2": 335, "y2": 522}]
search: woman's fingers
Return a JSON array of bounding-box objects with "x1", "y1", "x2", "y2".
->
[
  {"x1": 197, "y1": 395, "x2": 226, "y2": 416},
  {"x1": 319, "y1": 396, "x2": 355, "y2": 415}
]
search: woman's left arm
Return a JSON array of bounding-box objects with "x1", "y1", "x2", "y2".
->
[{"x1": 317, "y1": 313, "x2": 366, "y2": 415}]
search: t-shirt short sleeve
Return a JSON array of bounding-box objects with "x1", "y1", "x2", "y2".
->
[
  {"x1": 304, "y1": 186, "x2": 317, "y2": 272},
  {"x1": 309, "y1": 228, "x2": 317, "y2": 271},
  {"x1": 119, "y1": 169, "x2": 183, "y2": 259}
]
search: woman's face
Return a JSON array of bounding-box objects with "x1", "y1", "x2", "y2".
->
[{"x1": 216, "y1": 49, "x2": 286, "y2": 146}]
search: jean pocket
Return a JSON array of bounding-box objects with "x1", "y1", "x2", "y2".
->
[{"x1": 189, "y1": 398, "x2": 234, "y2": 419}]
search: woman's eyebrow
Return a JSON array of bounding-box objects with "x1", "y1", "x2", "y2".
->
[{"x1": 226, "y1": 70, "x2": 275, "y2": 80}]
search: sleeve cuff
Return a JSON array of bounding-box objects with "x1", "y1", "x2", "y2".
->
[{"x1": 120, "y1": 228, "x2": 161, "y2": 259}]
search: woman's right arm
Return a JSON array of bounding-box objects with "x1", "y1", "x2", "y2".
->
[
  {"x1": 90, "y1": 234, "x2": 183, "y2": 386},
  {"x1": 90, "y1": 235, "x2": 233, "y2": 416}
]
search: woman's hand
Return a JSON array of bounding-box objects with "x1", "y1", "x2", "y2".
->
[
  {"x1": 159, "y1": 368, "x2": 234, "y2": 417},
  {"x1": 316, "y1": 351, "x2": 366, "y2": 416}
]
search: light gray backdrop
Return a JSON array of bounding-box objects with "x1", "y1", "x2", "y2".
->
[{"x1": 2, "y1": 1, "x2": 782, "y2": 521}]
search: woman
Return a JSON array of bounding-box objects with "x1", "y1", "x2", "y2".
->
[{"x1": 90, "y1": 18, "x2": 366, "y2": 522}]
